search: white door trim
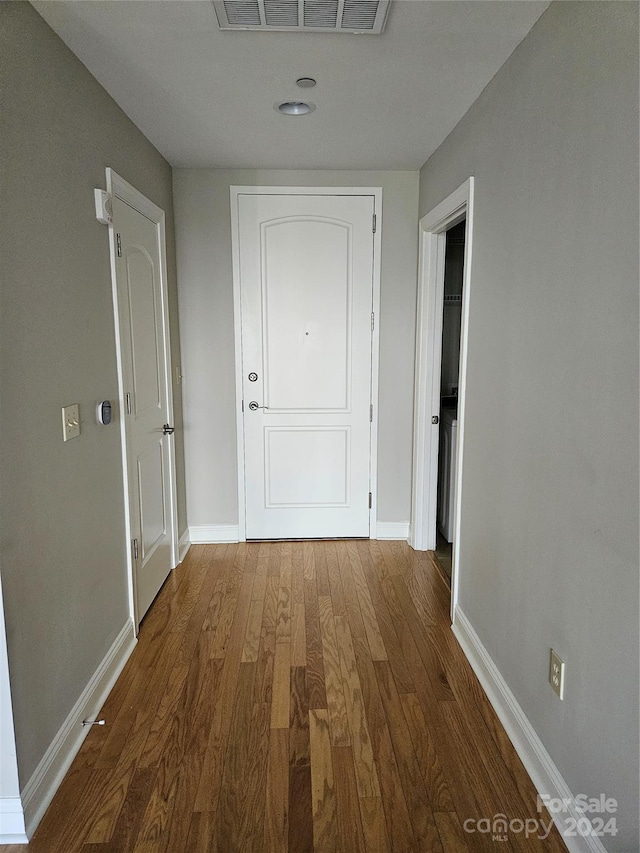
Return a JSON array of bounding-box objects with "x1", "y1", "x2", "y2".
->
[
  {"x1": 410, "y1": 177, "x2": 474, "y2": 620},
  {"x1": 0, "y1": 572, "x2": 26, "y2": 843},
  {"x1": 105, "y1": 169, "x2": 179, "y2": 629},
  {"x1": 230, "y1": 186, "x2": 382, "y2": 541}
]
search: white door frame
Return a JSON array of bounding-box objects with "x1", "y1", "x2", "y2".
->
[
  {"x1": 410, "y1": 177, "x2": 474, "y2": 620},
  {"x1": 105, "y1": 169, "x2": 179, "y2": 629},
  {"x1": 230, "y1": 186, "x2": 382, "y2": 541}
]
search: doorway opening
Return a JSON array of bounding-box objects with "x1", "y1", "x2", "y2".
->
[
  {"x1": 435, "y1": 220, "x2": 465, "y2": 581},
  {"x1": 410, "y1": 177, "x2": 474, "y2": 621}
]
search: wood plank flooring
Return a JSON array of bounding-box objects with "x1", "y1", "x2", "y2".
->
[{"x1": 2, "y1": 541, "x2": 567, "y2": 852}]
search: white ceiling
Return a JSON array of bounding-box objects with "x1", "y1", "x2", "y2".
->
[{"x1": 33, "y1": 0, "x2": 549, "y2": 170}]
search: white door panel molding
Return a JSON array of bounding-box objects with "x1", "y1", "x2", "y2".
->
[
  {"x1": 232, "y1": 187, "x2": 381, "y2": 540},
  {"x1": 106, "y1": 169, "x2": 178, "y2": 627}
]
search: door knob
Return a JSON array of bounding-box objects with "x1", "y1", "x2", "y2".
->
[
  {"x1": 248, "y1": 401, "x2": 260, "y2": 411},
  {"x1": 162, "y1": 424, "x2": 175, "y2": 435}
]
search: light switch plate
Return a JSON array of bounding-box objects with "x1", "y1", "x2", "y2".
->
[{"x1": 62, "y1": 404, "x2": 80, "y2": 441}]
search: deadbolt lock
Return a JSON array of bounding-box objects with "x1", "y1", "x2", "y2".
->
[{"x1": 248, "y1": 372, "x2": 258, "y2": 382}]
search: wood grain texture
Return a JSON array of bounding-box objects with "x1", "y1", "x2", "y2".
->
[
  {"x1": 183, "y1": 810, "x2": 217, "y2": 853},
  {"x1": 271, "y1": 641, "x2": 292, "y2": 729},
  {"x1": 193, "y1": 558, "x2": 254, "y2": 814},
  {"x1": 371, "y1": 723, "x2": 416, "y2": 853},
  {"x1": 262, "y1": 574, "x2": 281, "y2": 629},
  {"x1": 359, "y1": 795, "x2": 391, "y2": 853},
  {"x1": 324, "y1": 540, "x2": 347, "y2": 618},
  {"x1": 309, "y1": 709, "x2": 337, "y2": 853},
  {"x1": 334, "y1": 614, "x2": 380, "y2": 798},
  {"x1": 82, "y1": 762, "x2": 137, "y2": 844},
  {"x1": 314, "y1": 541, "x2": 330, "y2": 597},
  {"x1": 374, "y1": 659, "x2": 443, "y2": 852},
  {"x1": 213, "y1": 662, "x2": 255, "y2": 849},
  {"x1": 209, "y1": 550, "x2": 251, "y2": 659},
  {"x1": 434, "y1": 811, "x2": 471, "y2": 852},
  {"x1": 275, "y1": 578, "x2": 292, "y2": 643},
  {"x1": 332, "y1": 746, "x2": 367, "y2": 853},
  {"x1": 289, "y1": 666, "x2": 310, "y2": 769},
  {"x1": 318, "y1": 594, "x2": 350, "y2": 747},
  {"x1": 265, "y1": 728, "x2": 289, "y2": 853},
  {"x1": 253, "y1": 623, "x2": 276, "y2": 708},
  {"x1": 302, "y1": 540, "x2": 316, "y2": 581},
  {"x1": 216, "y1": 687, "x2": 269, "y2": 852},
  {"x1": 242, "y1": 598, "x2": 265, "y2": 662},
  {"x1": 400, "y1": 691, "x2": 454, "y2": 813},
  {"x1": 290, "y1": 544, "x2": 307, "y2": 666},
  {"x1": 344, "y1": 541, "x2": 387, "y2": 660},
  {"x1": 15, "y1": 541, "x2": 566, "y2": 853},
  {"x1": 304, "y1": 578, "x2": 327, "y2": 710},
  {"x1": 288, "y1": 764, "x2": 313, "y2": 853}
]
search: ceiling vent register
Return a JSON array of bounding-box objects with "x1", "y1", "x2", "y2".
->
[{"x1": 213, "y1": 0, "x2": 390, "y2": 33}]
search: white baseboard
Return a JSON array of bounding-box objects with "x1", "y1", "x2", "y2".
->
[
  {"x1": 452, "y1": 608, "x2": 607, "y2": 853},
  {"x1": 178, "y1": 529, "x2": 190, "y2": 562},
  {"x1": 375, "y1": 522, "x2": 410, "y2": 540},
  {"x1": 0, "y1": 797, "x2": 27, "y2": 844},
  {"x1": 189, "y1": 524, "x2": 410, "y2": 543},
  {"x1": 189, "y1": 525, "x2": 240, "y2": 544},
  {"x1": 21, "y1": 619, "x2": 137, "y2": 839}
]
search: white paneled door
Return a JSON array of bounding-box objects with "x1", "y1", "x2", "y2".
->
[
  {"x1": 236, "y1": 191, "x2": 377, "y2": 539},
  {"x1": 111, "y1": 188, "x2": 175, "y2": 624}
]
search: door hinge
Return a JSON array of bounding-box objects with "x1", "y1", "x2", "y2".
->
[
  {"x1": 371, "y1": 312, "x2": 375, "y2": 332},
  {"x1": 132, "y1": 538, "x2": 139, "y2": 560},
  {"x1": 116, "y1": 233, "x2": 122, "y2": 257},
  {"x1": 368, "y1": 492, "x2": 372, "y2": 509},
  {"x1": 372, "y1": 214, "x2": 377, "y2": 234},
  {"x1": 125, "y1": 392, "x2": 132, "y2": 415},
  {"x1": 241, "y1": 399, "x2": 244, "y2": 413},
  {"x1": 370, "y1": 404, "x2": 373, "y2": 422}
]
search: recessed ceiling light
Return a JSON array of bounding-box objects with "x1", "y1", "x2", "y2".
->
[
  {"x1": 276, "y1": 101, "x2": 316, "y2": 116},
  {"x1": 296, "y1": 77, "x2": 316, "y2": 88}
]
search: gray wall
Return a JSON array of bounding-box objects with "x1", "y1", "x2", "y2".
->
[
  {"x1": 173, "y1": 169, "x2": 419, "y2": 529},
  {"x1": 419, "y1": 3, "x2": 639, "y2": 849},
  {"x1": 0, "y1": 2, "x2": 187, "y2": 786}
]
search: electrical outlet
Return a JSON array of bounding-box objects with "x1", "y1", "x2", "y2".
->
[
  {"x1": 62, "y1": 404, "x2": 80, "y2": 441},
  {"x1": 549, "y1": 649, "x2": 565, "y2": 699}
]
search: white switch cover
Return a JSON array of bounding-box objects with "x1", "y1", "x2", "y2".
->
[{"x1": 62, "y1": 404, "x2": 80, "y2": 441}]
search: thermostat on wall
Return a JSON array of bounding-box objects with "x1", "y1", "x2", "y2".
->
[
  {"x1": 94, "y1": 189, "x2": 112, "y2": 225},
  {"x1": 97, "y1": 401, "x2": 112, "y2": 425}
]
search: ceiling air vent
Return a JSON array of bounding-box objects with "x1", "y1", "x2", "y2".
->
[{"x1": 213, "y1": 0, "x2": 390, "y2": 33}]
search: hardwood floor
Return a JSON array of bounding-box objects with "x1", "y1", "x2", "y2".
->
[
  {"x1": 2, "y1": 541, "x2": 566, "y2": 852},
  {"x1": 434, "y1": 532, "x2": 452, "y2": 583}
]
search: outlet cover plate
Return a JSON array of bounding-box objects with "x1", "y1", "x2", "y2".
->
[
  {"x1": 549, "y1": 649, "x2": 565, "y2": 699},
  {"x1": 62, "y1": 404, "x2": 80, "y2": 441}
]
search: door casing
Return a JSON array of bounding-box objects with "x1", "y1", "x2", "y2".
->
[
  {"x1": 231, "y1": 186, "x2": 382, "y2": 541},
  {"x1": 106, "y1": 168, "x2": 179, "y2": 629},
  {"x1": 410, "y1": 177, "x2": 474, "y2": 621}
]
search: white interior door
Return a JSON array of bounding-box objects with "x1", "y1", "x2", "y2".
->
[
  {"x1": 112, "y1": 191, "x2": 175, "y2": 623},
  {"x1": 237, "y1": 192, "x2": 376, "y2": 539}
]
